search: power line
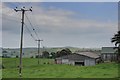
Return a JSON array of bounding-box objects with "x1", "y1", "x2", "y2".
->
[
  {"x1": 30, "y1": 12, "x2": 42, "y2": 39},
  {"x1": 2, "y1": 7, "x2": 37, "y2": 45},
  {"x1": 2, "y1": 6, "x2": 39, "y2": 44},
  {"x1": 24, "y1": 23, "x2": 37, "y2": 42},
  {"x1": 25, "y1": 13, "x2": 40, "y2": 40}
]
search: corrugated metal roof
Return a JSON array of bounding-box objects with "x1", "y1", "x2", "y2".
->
[
  {"x1": 101, "y1": 47, "x2": 115, "y2": 54},
  {"x1": 56, "y1": 54, "x2": 85, "y2": 60},
  {"x1": 76, "y1": 52, "x2": 100, "y2": 59},
  {"x1": 56, "y1": 52, "x2": 99, "y2": 59}
]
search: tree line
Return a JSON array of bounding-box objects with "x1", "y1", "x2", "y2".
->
[{"x1": 37, "y1": 48, "x2": 72, "y2": 59}]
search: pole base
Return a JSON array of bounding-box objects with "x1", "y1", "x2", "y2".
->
[{"x1": 19, "y1": 73, "x2": 22, "y2": 77}]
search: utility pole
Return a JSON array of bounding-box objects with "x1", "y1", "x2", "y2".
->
[
  {"x1": 35, "y1": 39, "x2": 43, "y2": 64},
  {"x1": 14, "y1": 7, "x2": 32, "y2": 77}
]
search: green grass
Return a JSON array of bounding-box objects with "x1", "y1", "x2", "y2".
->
[
  {"x1": 0, "y1": 58, "x2": 2, "y2": 79},
  {"x1": 2, "y1": 58, "x2": 119, "y2": 78}
]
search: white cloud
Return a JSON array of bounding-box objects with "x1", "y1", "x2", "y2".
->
[
  {"x1": 29, "y1": 11, "x2": 117, "y2": 36},
  {"x1": 2, "y1": 2, "x2": 117, "y2": 31},
  {"x1": 24, "y1": 5, "x2": 117, "y2": 33},
  {"x1": 2, "y1": 2, "x2": 118, "y2": 48}
]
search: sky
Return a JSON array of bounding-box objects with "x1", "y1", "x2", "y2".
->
[{"x1": 1, "y1": 2, "x2": 118, "y2": 48}]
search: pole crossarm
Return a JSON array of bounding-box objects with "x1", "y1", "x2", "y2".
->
[
  {"x1": 14, "y1": 7, "x2": 32, "y2": 12},
  {"x1": 35, "y1": 39, "x2": 43, "y2": 42}
]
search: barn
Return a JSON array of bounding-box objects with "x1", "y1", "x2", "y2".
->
[
  {"x1": 2, "y1": 50, "x2": 11, "y2": 58},
  {"x1": 101, "y1": 47, "x2": 117, "y2": 62},
  {"x1": 55, "y1": 52, "x2": 100, "y2": 66}
]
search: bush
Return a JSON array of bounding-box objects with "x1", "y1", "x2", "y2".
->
[
  {"x1": 30, "y1": 56, "x2": 34, "y2": 58},
  {"x1": 16, "y1": 55, "x2": 19, "y2": 58},
  {"x1": 42, "y1": 51, "x2": 49, "y2": 58},
  {"x1": 56, "y1": 48, "x2": 72, "y2": 57},
  {"x1": 2, "y1": 65, "x2": 5, "y2": 69}
]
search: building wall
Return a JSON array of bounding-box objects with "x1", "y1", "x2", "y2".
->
[
  {"x1": 69, "y1": 60, "x2": 75, "y2": 65},
  {"x1": 62, "y1": 59, "x2": 69, "y2": 64},
  {"x1": 101, "y1": 53, "x2": 117, "y2": 61},
  {"x1": 55, "y1": 54, "x2": 97, "y2": 66},
  {"x1": 69, "y1": 60, "x2": 84, "y2": 66},
  {"x1": 85, "y1": 58, "x2": 95, "y2": 66},
  {"x1": 2, "y1": 53, "x2": 11, "y2": 58},
  {"x1": 56, "y1": 59, "x2": 62, "y2": 64},
  {"x1": 61, "y1": 58, "x2": 96, "y2": 66}
]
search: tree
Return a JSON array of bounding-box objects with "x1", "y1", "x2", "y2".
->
[
  {"x1": 50, "y1": 52, "x2": 56, "y2": 59},
  {"x1": 42, "y1": 51, "x2": 49, "y2": 58},
  {"x1": 2, "y1": 50, "x2": 7, "y2": 53},
  {"x1": 55, "y1": 51, "x2": 61, "y2": 57},
  {"x1": 56, "y1": 48, "x2": 72, "y2": 57},
  {"x1": 111, "y1": 31, "x2": 120, "y2": 62},
  {"x1": 16, "y1": 55, "x2": 19, "y2": 58}
]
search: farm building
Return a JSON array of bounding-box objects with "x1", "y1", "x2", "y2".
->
[
  {"x1": 55, "y1": 52, "x2": 100, "y2": 66},
  {"x1": 101, "y1": 47, "x2": 117, "y2": 61},
  {"x1": 2, "y1": 50, "x2": 11, "y2": 58}
]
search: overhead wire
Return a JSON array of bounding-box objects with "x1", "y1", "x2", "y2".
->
[
  {"x1": 12, "y1": 2, "x2": 40, "y2": 45},
  {"x1": 9, "y1": 2, "x2": 41, "y2": 42},
  {"x1": 29, "y1": 5, "x2": 44, "y2": 48},
  {"x1": 24, "y1": 23, "x2": 37, "y2": 42},
  {"x1": 16, "y1": 2, "x2": 39, "y2": 44},
  {"x1": 2, "y1": 3, "x2": 37, "y2": 44},
  {"x1": 25, "y1": 13, "x2": 40, "y2": 40},
  {"x1": 3, "y1": 2, "x2": 44, "y2": 47},
  {"x1": 29, "y1": 8, "x2": 41, "y2": 36}
]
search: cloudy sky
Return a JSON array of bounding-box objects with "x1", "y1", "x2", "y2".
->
[{"x1": 1, "y1": 2, "x2": 118, "y2": 48}]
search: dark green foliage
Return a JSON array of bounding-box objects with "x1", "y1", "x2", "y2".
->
[
  {"x1": 42, "y1": 51, "x2": 49, "y2": 58},
  {"x1": 2, "y1": 50, "x2": 8, "y2": 53},
  {"x1": 56, "y1": 48, "x2": 72, "y2": 57},
  {"x1": 2, "y1": 65, "x2": 5, "y2": 69},
  {"x1": 16, "y1": 55, "x2": 19, "y2": 58},
  {"x1": 111, "y1": 31, "x2": 120, "y2": 62},
  {"x1": 30, "y1": 56, "x2": 34, "y2": 58},
  {"x1": 111, "y1": 31, "x2": 120, "y2": 47},
  {"x1": 50, "y1": 52, "x2": 56, "y2": 59}
]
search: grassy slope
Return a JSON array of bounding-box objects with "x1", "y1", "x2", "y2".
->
[{"x1": 2, "y1": 58, "x2": 118, "y2": 78}]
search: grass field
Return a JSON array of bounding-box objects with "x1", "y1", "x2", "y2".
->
[{"x1": 2, "y1": 58, "x2": 119, "y2": 78}]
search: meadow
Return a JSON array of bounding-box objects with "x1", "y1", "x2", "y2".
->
[{"x1": 2, "y1": 58, "x2": 119, "y2": 78}]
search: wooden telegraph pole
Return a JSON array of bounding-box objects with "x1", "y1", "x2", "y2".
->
[
  {"x1": 35, "y1": 39, "x2": 43, "y2": 64},
  {"x1": 14, "y1": 7, "x2": 32, "y2": 77}
]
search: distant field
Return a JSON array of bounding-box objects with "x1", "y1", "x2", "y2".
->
[{"x1": 2, "y1": 58, "x2": 119, "y2": 78}]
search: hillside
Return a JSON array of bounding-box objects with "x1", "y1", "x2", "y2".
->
[{"x1": 2, "y1": 47, "x2": 101, "y2": 58}]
